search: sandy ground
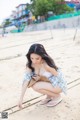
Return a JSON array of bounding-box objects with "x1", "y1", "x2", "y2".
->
[
  {"x1": 0, "y1": 29, "x2": 80, "y2": 119},
  {"x1": 9, "y1": 84, "x2": 80, "y2": 120}
]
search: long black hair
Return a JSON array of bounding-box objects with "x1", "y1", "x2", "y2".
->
[{"x1": 26, "y1": 43, "x2": 58, "y2": 72}]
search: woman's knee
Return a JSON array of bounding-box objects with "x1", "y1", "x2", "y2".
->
[
  {"x1": 32, "y1": 82, "x2": 42, "y2": 91},
  {"x1": 32, "y1": 81, "x2": 52, "y2": 91},
  {"x1": 32, "y1": 84, "x2": 38, "y2": 91}
]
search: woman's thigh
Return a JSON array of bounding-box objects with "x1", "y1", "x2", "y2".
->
[{"x1": 32, "y1": 81, "x2": 62, "y2": 94}]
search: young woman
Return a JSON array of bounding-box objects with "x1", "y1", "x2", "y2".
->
[{"x1": 18, "y1": 43, "x2": 67, "y2": 109}]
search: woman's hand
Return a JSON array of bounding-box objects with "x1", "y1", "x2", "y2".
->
[
  {"x1": 18, "y1": 100, "x2": 23, "y2": 110},
  {"x1": 32, "y1": 75, "x2": 40, "y2": 81}
]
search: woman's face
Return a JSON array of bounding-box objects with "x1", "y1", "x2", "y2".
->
[{"x1": 30, "y1": 53, "x2": 42, "y2": 64}]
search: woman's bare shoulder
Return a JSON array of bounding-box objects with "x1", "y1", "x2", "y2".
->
[
  {"x1": 42, "y1": 62, "x2": 50, "y2": 71},
  {"x1": 43, "y1": 63, "x2": 58, "y2": 75},
  {"x1": 43, "y1": 62, "x2": 55, "y2": 71}
]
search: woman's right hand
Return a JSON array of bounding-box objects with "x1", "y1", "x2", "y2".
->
[
  {"x1": 32, "y1": 75, "x2": 40, "y2": 81},
  {"x1": 18, "y1": 100, "x2": 23, "y2": 110}
]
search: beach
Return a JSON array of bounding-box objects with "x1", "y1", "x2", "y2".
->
[{"x1": 0, "y1": 29, "x2": 80, "y2": 120}]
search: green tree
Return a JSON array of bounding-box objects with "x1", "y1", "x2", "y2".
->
[
  {"x1": 47, "y1": 0, "x2": 73, "y2": 15},
  {"x1": 30, "y1": 0, "x2": 74, "y2": 17},
  {"x1": 34, "y1": 0, "x2": 49, "y2": 16}
]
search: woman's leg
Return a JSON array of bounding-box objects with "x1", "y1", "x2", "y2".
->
[
  {"x1": 32, "y1": 81, "x2": 62, "y2": 97},
  {"x1": 32, "y1": 81, "x2": 62, "y2": 106}
]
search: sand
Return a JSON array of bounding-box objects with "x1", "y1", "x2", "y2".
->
[{"x1": 0, "y1": 29, "x2": 80, "y2": 119}]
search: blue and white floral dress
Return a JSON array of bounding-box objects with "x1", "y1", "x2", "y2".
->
[{"x1": 23, "y1": 68, "x2": 67, "y2": 94}]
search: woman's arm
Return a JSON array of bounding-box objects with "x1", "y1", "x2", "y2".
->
[
  {"x1": 18, "y1": 81, "x2": 28, "y2": 109},
  {"x1": 18, "y1": 67, "x2": 32, "y2": 109}
]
